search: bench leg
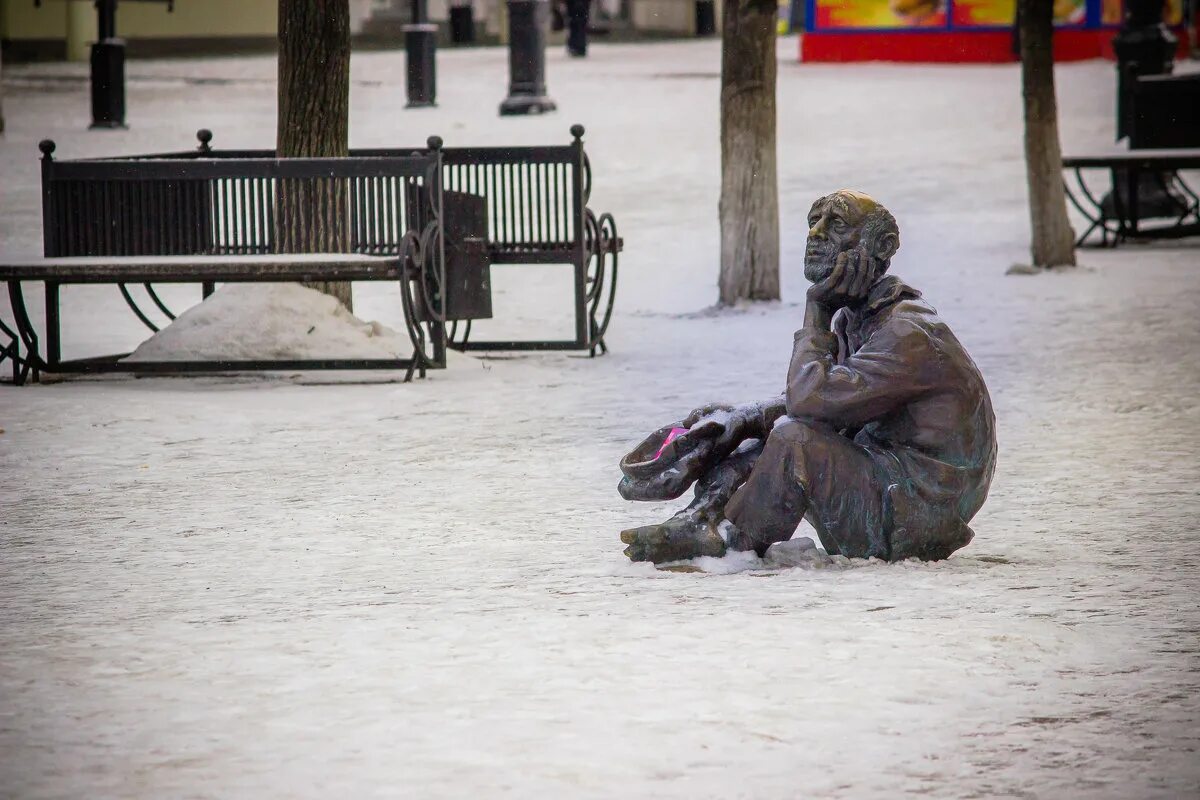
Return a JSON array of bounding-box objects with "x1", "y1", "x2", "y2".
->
[
  {"x1": 0, "y1": 316, "x2": 21, "y2": 385},
  {"x1": 45, "y1": 281, "x2": 61, "y2": 368},
  {"x1": 585, "y1": 212, "x2": 619, "y2": 355},
  {"x1": 6, "y1": 280, "x2": 44, "y2": 385},
  {"x1": 1126, "y1": 166, "x2": 1140, "y2": 237},
  {"x1": 1064, "y1": 171, "x2": 1110, "y2": 248}
]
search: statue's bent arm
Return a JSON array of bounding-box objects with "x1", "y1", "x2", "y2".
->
[{"x1": 786, "y1": 318, "x2": 937, "y2": 428}]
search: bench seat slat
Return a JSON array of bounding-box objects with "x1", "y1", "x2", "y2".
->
[
  {"x1": 0, "y1": 254, "x2": 402, "y2": 283},
  {"x1": 1062, "y1": 149, "x2": 1200, "y2": 169}
]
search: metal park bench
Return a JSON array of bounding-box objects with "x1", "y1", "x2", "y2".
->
[
  {"x1": 433, "y1": 128, "x2": 621, "y2": 356},
  {"x1": 3, "y1": 145, "x2": 451, "y2": 385},
  {"x1": 1062, "y1": 150, "x2": 1200, "y2": 247},
  {"x1": 1063, "y1": 70, "x2": 1200, "y2": 248},
  {"x1": 34, "y1": 124, "x2": 621, "y2": 356}
]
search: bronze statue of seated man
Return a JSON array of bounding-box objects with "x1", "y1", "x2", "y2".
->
[{"x1": 618, "y1": 190, "x2": 997, "y2": 565}]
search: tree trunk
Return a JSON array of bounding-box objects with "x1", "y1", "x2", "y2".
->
[
  {"x1": 277, "y1": 0, "x2": 354, "y2": 310},
  {"x1": 1, "y1": 57, "x2": 6, "y2": 135},
  {"x1": 718, "y1": 0, "x2": 780, "y2": 305},
  {"x1": 1018, "y1": 0, "x2": 1076, "y2": 268}
]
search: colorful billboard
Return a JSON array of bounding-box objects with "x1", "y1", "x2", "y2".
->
[
  {"x1": 810, "y1": 0, "x2": 1181, "y2": 30},
  {"x1": 951, "y1": 0, "x2": 1085, "y2": 26},
  {"x1": 813, "y1": 0, "x2": 946, "y2": 29}
]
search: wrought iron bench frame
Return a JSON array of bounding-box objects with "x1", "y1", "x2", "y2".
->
[
  {"x1": 1062, "y1": 150, "x2": 1200, "y2": 247},
  {"x1": 0, "y1": 253, "x2": 445, "y2": 386},
  {"x1": 4, "y1": 144, "x2": 449, "y2": 385}
]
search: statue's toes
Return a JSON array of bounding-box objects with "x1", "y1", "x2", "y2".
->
[
  {"x1": 621, "y1": 524, "x2": 668, "y2": 562},
  {"x1": 621, "y1": 524, "x2": 665, "y2": 545}
]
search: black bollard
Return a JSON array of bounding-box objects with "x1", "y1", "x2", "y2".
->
[
  {"x1": 1102, "y1": 0, "x2": 1184, "y2": 224},
  {"x1": 565, "y1": 0, "x2": 589, "y2": 56},
  {"x1": 500, "y1": 0, "x2": 557, "y2": 115},
  {"x1": 449, "y1": 2, "x2": 476, "y2": 44},
  {"x1": 405, "y1": 24, "x2": 438, "y2": 107},
  {"x1": 89, "y1": 0, "x2": 126, "y2": 129},
  {"x1": 1113, "y1": 0, "x2": 1177, "y2": 141},
  {"x1": 405, "y1": 0, "x2": 437, "y2": 107},
  {"x1": 695, "y1": 0, "x2": 717, "y2": 36}
]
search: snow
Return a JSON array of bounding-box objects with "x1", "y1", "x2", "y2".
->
[
  {"x1": 689, "y1": 407, "x2": 734, "y2": 432},
  {"x1": 2, "y1": 38, "x2": 1200, "y2": 799},
  {"x1": 123, "y1": 283, "x2": 409, "y2": 363}
]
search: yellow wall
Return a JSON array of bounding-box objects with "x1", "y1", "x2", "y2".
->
[
  {"x1": 2, "y1": 0, "x2": 69, "y2": 39},
  {"x1": 1, "y1": 0, "x2": 276, "y2": 41}
]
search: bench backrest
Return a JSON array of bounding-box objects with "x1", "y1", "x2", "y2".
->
[
  {"x1": 39, "y1": 132, "x2": 591, "y2": 262},
  {"x1": 440, "y1": 145, "x2": 586, "y2": 255},
  {"x1": 39, "y1": 144, "x2": 441, "y2": 259},
  {"x1": 1125, "y1": 70, "x2": 1200, "y2": 150}
]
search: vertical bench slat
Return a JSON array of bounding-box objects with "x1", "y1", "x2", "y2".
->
[
  {"x1": 159, "y1": 180, "x2": 169, "y2": 254},
  {"x1": 521, "y1": 161, "x2": 530, "y2": 245},
  {"x1": 181, "y1": 178, "x2": 193, "y2": 253},
  {"x1": 350, "y1": 175, "x2": 361, "y2": 253},
  {"x1": 248, "y1": 177, "x2": 259, "y2": 253},
  {"x1": 98, "y1": 179, "x2": 110, "y2": 255},
  {"x1": 235, "y1": 176, "x2": 246, "y2": 254}
]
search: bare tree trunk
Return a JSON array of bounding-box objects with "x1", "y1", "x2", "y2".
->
[
  {"x1": 277, "y1": 0, "x2": 354, "y2": 310},
  {"x1": 1018, "y1": 0, "x2": 1076, "y2": 268},
  {"x1": 718, "y1": 0, "x2": 780, "y2": 305}
]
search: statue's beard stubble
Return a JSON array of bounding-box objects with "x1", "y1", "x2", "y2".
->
[
  {"x1": 804, "y1": 244, "x2": 882, "y2": 295},
  {"x1": 804, "y1": 244, "x2": 838, "y2": 283}
]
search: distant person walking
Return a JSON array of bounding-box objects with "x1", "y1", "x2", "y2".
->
[{"x1": 566, "y1": 0, "x2": 590, "y2": 56}]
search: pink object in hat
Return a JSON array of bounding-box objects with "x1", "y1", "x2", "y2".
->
[{"x1": 653, "y1": 427, "x2": 690, "y2": 461}]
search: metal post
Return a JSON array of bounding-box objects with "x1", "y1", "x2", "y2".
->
[
  {"x1": 427, "y1": 135, "x2": 448, "y2": 370},
  {"x1": 1113, "y1": 0, "x2": 1177, "y2": 141},
  {"x1": 1106, "y1": 0, "x2": 1181, "y2": 223},
  {"x1": 39, "y1": 140, "x2": 58, "y2": 257},
  {"x1": 90, "y1": 0, "x2": 127, "y2": 129},
  {"x1": 565, "y1": 0, "x2": 589, "y2": 56},
  {"x1": 499, "y1": 0, "x2": 556, "y2": 115},
  {"x1": 405, "y1": 0, "x2": 437, "y2": 107},
  {"x1": 695, "y1": 0, "x2": 716, "y2": 35},
  {"x1": 45, "y1": 282, "x2": 61, "y2": 367},
  {"x1": 449, "y1": 0, "x2": 476, "y2": 43},
  {"x1": 570, "y1": 124, "x2": 587, "y2": 346}
]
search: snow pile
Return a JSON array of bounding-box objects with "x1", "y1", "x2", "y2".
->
[
  {"x1": 662, "y1": 536, "x2": 855, "y2": 574},
  {"x1": 122, "y1": 283, "x2": 410, "y2": 363}
]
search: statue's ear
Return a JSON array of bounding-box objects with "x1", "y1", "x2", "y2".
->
[{"x1": 873, "y1": 231, "x2": 899, "y2": 263}]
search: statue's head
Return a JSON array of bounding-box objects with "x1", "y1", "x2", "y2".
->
[{"x1": 804, "y1": 190, "x2": 900, "y2": 284}]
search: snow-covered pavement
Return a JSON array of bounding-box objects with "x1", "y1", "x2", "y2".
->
[{"x1": 2, "y1": 40, "x2": 1199, "y2": 799}]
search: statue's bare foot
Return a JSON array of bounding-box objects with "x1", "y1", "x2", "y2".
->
[{"x1": 620, "y1": 514, "x2": 726, "y2": 564}]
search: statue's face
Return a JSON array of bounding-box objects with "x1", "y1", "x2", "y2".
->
[{"x1": 804, "y1": 192, "x2": 875, "y2": 283}]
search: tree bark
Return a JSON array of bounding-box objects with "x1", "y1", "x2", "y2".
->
[
  {"x1": 1018, "y1": 0, "x2": 1076, "y2": 268},
  {"x1": 718, "y1": 0, "x2": 780, "y2": 305},
  {"x1": 1, "y1": 57, "x2": 6, "y2": 135},
  {"x1": 277, "y1": 0, "x2": 354, "y2": 310}
]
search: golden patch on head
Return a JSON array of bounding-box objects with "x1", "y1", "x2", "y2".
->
[{"x1": 830, "y1": 189, "x2": 880, "y2": 214}]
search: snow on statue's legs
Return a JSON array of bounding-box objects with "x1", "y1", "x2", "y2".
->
[
  {"x1": 724, "y1": 417, "x2": 888, "y2": 560},
  {"x1": 621, "y1": 417, "x2": 893, "y2": 565}
]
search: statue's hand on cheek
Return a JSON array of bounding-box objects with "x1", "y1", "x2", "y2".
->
[{"x1": 807, "y1": 244, "x2": 873, "y2": 312}]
